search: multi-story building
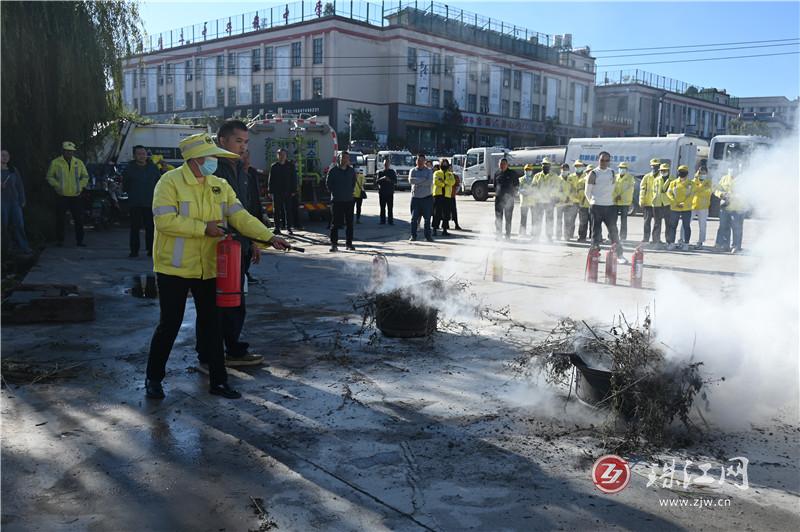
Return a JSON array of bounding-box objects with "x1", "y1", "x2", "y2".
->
[
  {"x1": 593, "y1": 70, "x2": 739, "y2": 140},
  {"x1": 737, "y1": 96, "x2": 798, "y2": 135},
  {"x1": 121, "y1": 1, "x2": 596, "y2": 152}
]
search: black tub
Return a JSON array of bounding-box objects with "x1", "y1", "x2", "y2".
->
[{"x1": 375, "y1": 292, "x2": 438, "y2": 338}]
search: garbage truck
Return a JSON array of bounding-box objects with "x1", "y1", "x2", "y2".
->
[
  {"x1": 461, "y1": 145, "x2": 565, "y2": 201},
  {"x1": 247, "y1": 115, "x2": 338, "y2": 221}
]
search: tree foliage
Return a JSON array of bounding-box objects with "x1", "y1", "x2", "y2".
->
[
  {"x1": 728, "y1": 117, "x2": 770, "y2": 137},
  {"x1": 1, "y1": 1, "x2": 141, "y2": 240},
  {"x1": 543, "y1": 117, "x2": 560, "y2": 145},
  {"x1": 441, "y1": 101, "x2": 466, "y2": 152},
  {"x1": 350, "y1": 108, "x2": 377, "y2": 142}
]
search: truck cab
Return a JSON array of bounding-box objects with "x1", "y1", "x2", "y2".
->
[
  {"x1": 462, "y1": 147, "x2": 509, "y2": 201},
  {"x1": 365, "y1": 150, "x2": 415, "y2": 190}
]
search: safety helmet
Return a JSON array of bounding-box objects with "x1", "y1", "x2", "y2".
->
[
  {"x1": 677, "y1": 164, "x2": 689, "y2": 172},
  {"x1": 524, "y1": 164, "x2": 534, "y2": 171},
  {"x1": 541, "y1": 157, "x2": 551, "y2": 165},
  {"x1": 618, "y1": 162, "x2": 629, "y2": 169},
  {"x1": 659, "y1": 163, "x2": 670, "y2": 171},
  {"x1": 650, "y1": 158, "x2": 660, "y2": 166},
  {"x1": 574, "y1": 160, "x2": 585, "y2": 167}
]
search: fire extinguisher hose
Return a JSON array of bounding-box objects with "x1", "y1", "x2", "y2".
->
[{"x1": 220, "y1": 226, "x2": 305, "y2": 253}]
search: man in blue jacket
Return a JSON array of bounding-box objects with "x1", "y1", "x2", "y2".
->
[{"x1": 326, "y1": 151, "x2": 356, "y2": 252}]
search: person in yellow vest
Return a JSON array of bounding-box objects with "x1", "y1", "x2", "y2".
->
[
  {"x1": 665, "y1": 164, "x2": 694, "y2": 251},
  {"x1": 555, "y1": 162, "x2": 577, "y2": 240},
  {"x1": 432, "y1": 159, "x2": 457, "y2": 236},
  {"x1": 518, "y1": 164, "x2": 537, "y2": 237},
  {"x1": 151, "y1": 154, "x2": 176, "y2": 175},
  {"x1": 46, "y1": 141, "x2": 90, "y2": 246},
  {"x1": 649, "y1": 162, "x2": 673, "y2": 248},
  {"x1": 532, "y1": 158, "x2": 558, "y2": 242},
  {"x1": 714, "y1": 171, "x2": 746, "y2": 253},
  {"x1": 145, "y1": 132, "x2": 290, "y2": 401},
  {"x1": 613, "y1": 161, "x2": 635, "y2": 241},
  {"x1": 639, "y1": 158, "x2": 660, "y2": 244},
  {"x1": 353, "y1": 167, "x2": 366, "y2": 223},
  {"x1": 691, "y1": 166, "x2": 713, "y2": 249},
  {"x1": 571, "y1": 161, "x2": 590, "y2": 242}
]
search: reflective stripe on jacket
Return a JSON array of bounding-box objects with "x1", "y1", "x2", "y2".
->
[
  {"x1": 432, "y1": 169, "x2": 456, "y2": 198},
  {"x1": 152, "y1": 164, "x2": 273, "y2": 280},
  {"x1": 46, "y1": 156, "x2": 89, "y2": 197}
]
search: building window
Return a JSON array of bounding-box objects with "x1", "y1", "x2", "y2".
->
[
  {"x1": 291, "y1": 42, "x2": 302, "y2": 67},
  {"x1": 264, "y1": 83, "x2": 273, "y2": 103},
  {"x1": 502, "y1": 99, "x2": 510, "y2": 116},
  {"x1": 480, "y1": 96, "x2": 489, "y2": 113},
  {"x1": 252, "y1": 84, "x2": 261, "y2": 104},
  {"x1": 406, "y1": 84, "x2": 416, "y2": 105},
  {"x1": 568, "y1": 109, "x2": 574, "y2": 124},
  {"x1": 157, "y1": 94, "x2": 164, "y2": 112},
  {"x1": 185, "y1": 60, "x2": 193, "y2": 81},
  {"x1": 139, "y1": 97, "x2": 146, "y2": 112},
  {"x1": 166, "y1": 64, "x2": 173, "y2": 84},
  {"x1": 312, "y1": 77, "x2": 323, "y2": 99},
  {"x1": 313, "y1": 38, "x2": 323, "y2": 64},
  {"x1": 445, "y1": 55, "x2": 454, "y2": 76},
  {"x1": 217, "y1": 88, "x2": 225, "y2": 107},
  {"x1": 195, "y1": 58, "x2": 203, "y2": 79},
  {"x1": 512, "y1": 101, "x2": 520, "y2": 118},
  {"x1": 533, "y1": 104, "x2": 540, "y2": 120},
  {"x1": 468, "y1": 94, "x2": 477, "y2": 113},
  {"x1": 217, "y1": 55, "x2": 225, "y2": 76},
  {"x1": 502, "y1": 68, "x2": 511, "y2": 88},
  {"x1": 513, "y1": 70, "x2": 521, "y2": 90},
  {"x1": 444, "y1": 90, "x2": 453, "y2": 107},
  {"x1": 133, "y1": 97, "x2": 137, "y2": 112},
  {"x1": 431, "y1": 88, "x2": 440, "y2": 108},
  {"x1": 265, "y1": 46, "x2": 273, "y2": 70},
  {"x1": 132, "y1": 70, "x2": 137, "y2": 88},
  {"x1": 291, "y1": 79, "x2": 301, "y2": 101},
  {"x1": 195, "y1": 91, "x2": 203, "y2": 108},
  {"x1": 186, "y1": 92, "x2": 193, "y2": 110},
  {"x1": 228, "y1": 87, "x2": 236, "y2": 106},
  {"x1": 157, "y1": 65, "x2": 163, "y2": 85},
  {"x1": 533, "y1": 73, "x2": 541, "y2": 94},
  {"x1": 228, "y1": 53, "x2": 236, "y2": 75},
  {"x1": 480, "y1": 63, "x2": 490, "y2": 83},
  {"x1": 407, "y1": 47, "x2": 417, "y2": 70},
  {"x1": 432, "y1": 53, "x2": 441, "y2": 75},
  {"x1": 139, "y1": 67, "x2": 145, "y2": 87},
  {"x1": 252, "y1": 48, "x2": 261, "y2": 72}
]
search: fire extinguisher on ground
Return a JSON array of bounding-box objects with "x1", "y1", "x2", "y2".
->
[
  {"x1": 605, "y1": 244, "x2": 618, "y2": 285},
  {"x1": 585, "y1": 245, "x2": 600, "y2": 282},
  {"x1": 630, "y1": 245, "x2": 644, "y2": 288}
]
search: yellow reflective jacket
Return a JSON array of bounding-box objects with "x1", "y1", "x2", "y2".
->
[
  {"x1": 573, "y1": 173, "x2": 590, "y2": 208},
  {"x1": 613, "y1": 172, "x2": 635, "y2": 206},
  {"x1": 519, "y1": 173, "x2": 536, "y2": 207},
  {"x1": 46, "y1": 156, "x2": 89, "y2": 197},
  {"x1": 691, "y1": 175, "x2": 713, "y2": 210},
  {"x1": 652, "y1": 174, "x2": 673, "y2": 208},
  {"x1": 533, "y1": 171, "x2": 559, "y2": 203},
  {"x1": 353, "y1": 172, "x2": 365, "y2": 198},
  {"x1": 666, "y1": 177, "x2": 693, "y2": 211},
  {"x1": 152, "y1": 164, "x2": 274, "y2": 280},
  {"x1": 714, "y1": 174, "x2": 745, "y2": 212},
  {"x1": 432, "y1": 169, "x2": 457, "y2": 198},
  {"x1": 639, "y1": 172, "x2": 657, "y2": 207},
  {"x1": 554, "y1": 174, "x2": 572, "y2": 205}
]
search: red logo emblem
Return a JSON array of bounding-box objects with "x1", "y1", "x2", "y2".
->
[{"x1": 591, "y1": 455, "x2": 631, "y2": 494}]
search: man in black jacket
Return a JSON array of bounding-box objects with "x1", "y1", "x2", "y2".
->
[
  {"x1": 268, "y1": 148, "x2": 297, "y2": 234},
  {"x1": 376, "y1": 158, "x2": 397, "y2": 224},
  {"x1": 122, "y1": 145, "x2": 160, "y2": 257},
  {"x1": 494, "y1": 158, "x2": 519, "y2": 239}
]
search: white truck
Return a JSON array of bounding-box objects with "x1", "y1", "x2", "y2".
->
[
  {"x1": 365, "y1": 150, "x2": 416, "y2": 190},
  {"x1": 461, "y1": 146, "x2": 566, "y2": 201},
  {"x1": 98, "y1": 121, "x2": 209, "y2": 167},
  {"x1": 248, "y1": 115, "x2": 338, "y2": 221},
  {"x1": 563, "y1": 134, "x2": 708, "y2": 213}
]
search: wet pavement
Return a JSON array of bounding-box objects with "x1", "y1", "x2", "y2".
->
[{"x1": 2, "y1": 192, "x2": 799, "y2": 531}]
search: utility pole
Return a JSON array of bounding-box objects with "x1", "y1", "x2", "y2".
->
[{"x1": 348, "y1": 112, "x2": 353, "y2": 149}]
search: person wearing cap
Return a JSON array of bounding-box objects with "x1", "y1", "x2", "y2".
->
[
  {"x1": 665, "y1": 165, "x2": 694, "y2": 251},
  {"x1": 555, "y1": 162, "x2": 579, "y2": 241},
  {"x1": 691, "y1": 167, "x2": 713, "y2": 249},
  {"x1": 494, "y1": 157, "x2": 519, "y2": 240},
  {"x1": 326, "y1": 151, "x2": 357, "y2": 250},
  {"x1": 613, "y1": 161, "x2": 635, "y2": 241},
  {"x1": 639, "y1": 158, "x2": 661, "y2": 244},
  {"x1": 531, "y1": 158, "x2": 557, "y2": 242},
  {"x1": 145, "y1": 132, "x2": 290, "y2": 401},
  {"x1": 585, "y1": 151, "x2": 626, "y2": 262},
  {"x1": 571, "y1": 161, "x2": 591, "y2": 242},
  {"x1": 432, "y1": 158, "x2": 456, "y2": 236},
  {"x1": 268, "y1": 147, "x2": 298, "y2": 235},
  {"x1": 151, "y1": 155, "x2": 176, "y2": 175},
  {"x1": 46, "y1": 141, "x2": 89, "y2": 247},
  {"x1": 650, "y1": 162, "x2": 673, "y2": 249},
  {"x1": 122, "y1": 145, "x2": 161, "y2": 258},
  {"x1": 714, "y1": 171, "x2": 746, "y2": 253},
  {"x1": 518, "y1": 164, "x2": 537, "y2": 237}
]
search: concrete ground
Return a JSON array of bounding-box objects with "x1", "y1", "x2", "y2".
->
[{"x1": 2, "y1": 192, "x2": 798, "y2": 531}]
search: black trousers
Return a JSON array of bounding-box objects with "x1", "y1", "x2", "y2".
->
[
  {"x1": 330, "y1": 200, "x2": 354, "y2": 246},
  {"x1": 354, "y1": 196, "x2": 363, "y2": 220},
  {"x1": 578, "y1": 207, "x2": 590, "y2": 240},
  {"x1": 667, "y1": 210, "x2": 692, "y2": 244},
  {"x1": 273, "y1": 195, "x2": 294, "y2": 230},
  {"x1": 591, "y1": 205, "x2": 623, "y2": 257},
  {"x1": 616, "y1": 206, "x2": 629, "y2": 241},
  {"x1": 56, "y1": 195, "x2": 84, "y2": 244},
  {"x1": 449, "y1": 196, "x2": 459, "y2": 226},
  {"x1": 379, "y1": 192, "x2": 394, "y2": 223},
  {"x1": 641, "y1": 206, "x2": 654, "y2": 242},
  {"x1": 147, "y1": 274, "x2": 227, "y2": 386},
  {"x1": 129, "y1": 206, "x2": 154, "y2": 255},
  {"x1": 433, "y1": 195, "x2": 451, "y2": 230},
  {"x1": 652, "y1": 206, "x2": 670, "y2": 243},
  {"x1": 494, "y1": 194, "x2": 514, "y2": 236}
]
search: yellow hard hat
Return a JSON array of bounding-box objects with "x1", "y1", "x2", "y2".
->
[
  {"x1": 650, "y1": 158, "x2": 660, "y2": 166},
  {"x1": 151, "y1": 154, "x2": 163, "y2": 164},
  {"x1": 677, "y1": 164, "x2": 689, "y2": 172},
  {"x1": 541, "y1": 157, "x2": 551, "y2": 164},
  {"x1": 618, "y1": 162, "x2": 629, "y2": 169},
  {"x1": 586, "y1": 164, "x2": 594, "y2": 171},
  {"x1": 523, "y1": 164, "x2": 535, "y2": 171},
  {"x1": 659, "y1": 163, "x2": 670, "y2": 171},
  {"x1": 179, "y1": 133, "x2": 238, "y2": 161},
  {"x1": 574, "y1": 160, "x2": 585, "y2": 167},
  {"x1": 62, "y1": 141, "x2": 77, "y2": 151}
]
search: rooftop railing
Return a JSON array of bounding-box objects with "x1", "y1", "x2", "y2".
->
[{"x1": 597, "y1": 69, "x2": 739, "y2": 108}]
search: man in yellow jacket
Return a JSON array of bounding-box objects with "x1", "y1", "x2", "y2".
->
[
  {"x1": 432, "y1": 159, "x2": 456, "y2": 236},
  {"x1": 518, "y1": 164, "x2": 536, "y2": 237},
  {"x1": 665, "y1": 165, "x2": 693, "y2": 251},
  {"x1": 570, "y1": 161, "x2": 590, "y2": 242},
  {"x1": 555, "y1": 162, "x2": 578, "y2": 240},
  {"x1": 691, "y1": 167, "x2": 713, "y2": 248},
  {"x1": 46, "y1": 141, "x2": 89, "y2": 246},
  {"x1": 532, "y1": 158, "x2": 558, "y2": 242},
  {"x1": 714, "y1": 171, "x2": 746, "y2": 253},
  {"x1": 638, "y1": 158, "x2": 660, "y2": 244},
  {"x1": 613, "y1": 161, "x2": 635, "y2": 241},
  {"x1": 145, "y1": 133, "x2": 290, "y2": 400},
  {"x1": 649, "y1": 162, "x2": 673, "y2": 248}
]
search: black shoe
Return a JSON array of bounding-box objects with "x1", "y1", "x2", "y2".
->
[
  {"x1": 425, "y1": 236, "x2": 434, "y2": 242},
  {"x1": 432, "y1": 229, "x2": 438, "y2": 236},
  {"x1": 288, "y1": 228, "x2": 294, "y2": 234},
  {"x1": 246, "y1": 273, "x2": 260, "y2": 285},
  {"x1": 346, "y1": 245, "x2": 356, "y2": 251},
  {"x1": 274, "y1": 229, "x2": 283, "y2": 235},
  {"x1": 442, "y1": 230, "x2": 449, "y2": 236},
  {"x1": 209, "y1": 383, "x2": 241, "y2": 399},
  {"x1": 329, "y1": 245, "x2": 338, "y2": 252},
  {"x1": 128, "y1": 252, "x2": 138, "y2": 258},
  {"x1": 145, "y1": 379, "x2": 165, "y2": 399},
  {"x1": 455, "y1": 225, "x2": 463, "y2": 230},
  {"x1": 409, "y1": 236, "x2": 417, "y2": 242}
]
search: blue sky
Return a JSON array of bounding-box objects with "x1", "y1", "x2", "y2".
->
[{"x1": 138, "y1": 0, "x2": 800, "y2": 98}]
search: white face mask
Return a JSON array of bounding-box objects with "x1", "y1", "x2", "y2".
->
[
  {"x1": 524, "y1": 171, "x2": 533, "y2": 178},
  {"x1": 576, "y1": 168, "x2": 584, "y2": 174},
  {"x1": 561, "y1": 170, "x2": 568, "y2": 177},
  {"x1": 619, "y1": 169, "x2": 627, "y2": 175},
  {"x1": 699, "y1": 174, "x2": 707, "y2": 180},
  {"x1": 660, "y1": 171, "x2": 669, "y2": 177}
]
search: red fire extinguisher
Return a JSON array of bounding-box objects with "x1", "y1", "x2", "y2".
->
[
  {"x1": 585, "y1": 245, "x2": 600, "y2": 282},
  {"x1": 630, "y1": 245, "x2": 644, "y2": 288},
  {"x1": 605, "y1": 244, "x2": 618, "y2": 285},
  {"x1": 216, "y1": 235, "x2": 243, "y2": 307}
]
